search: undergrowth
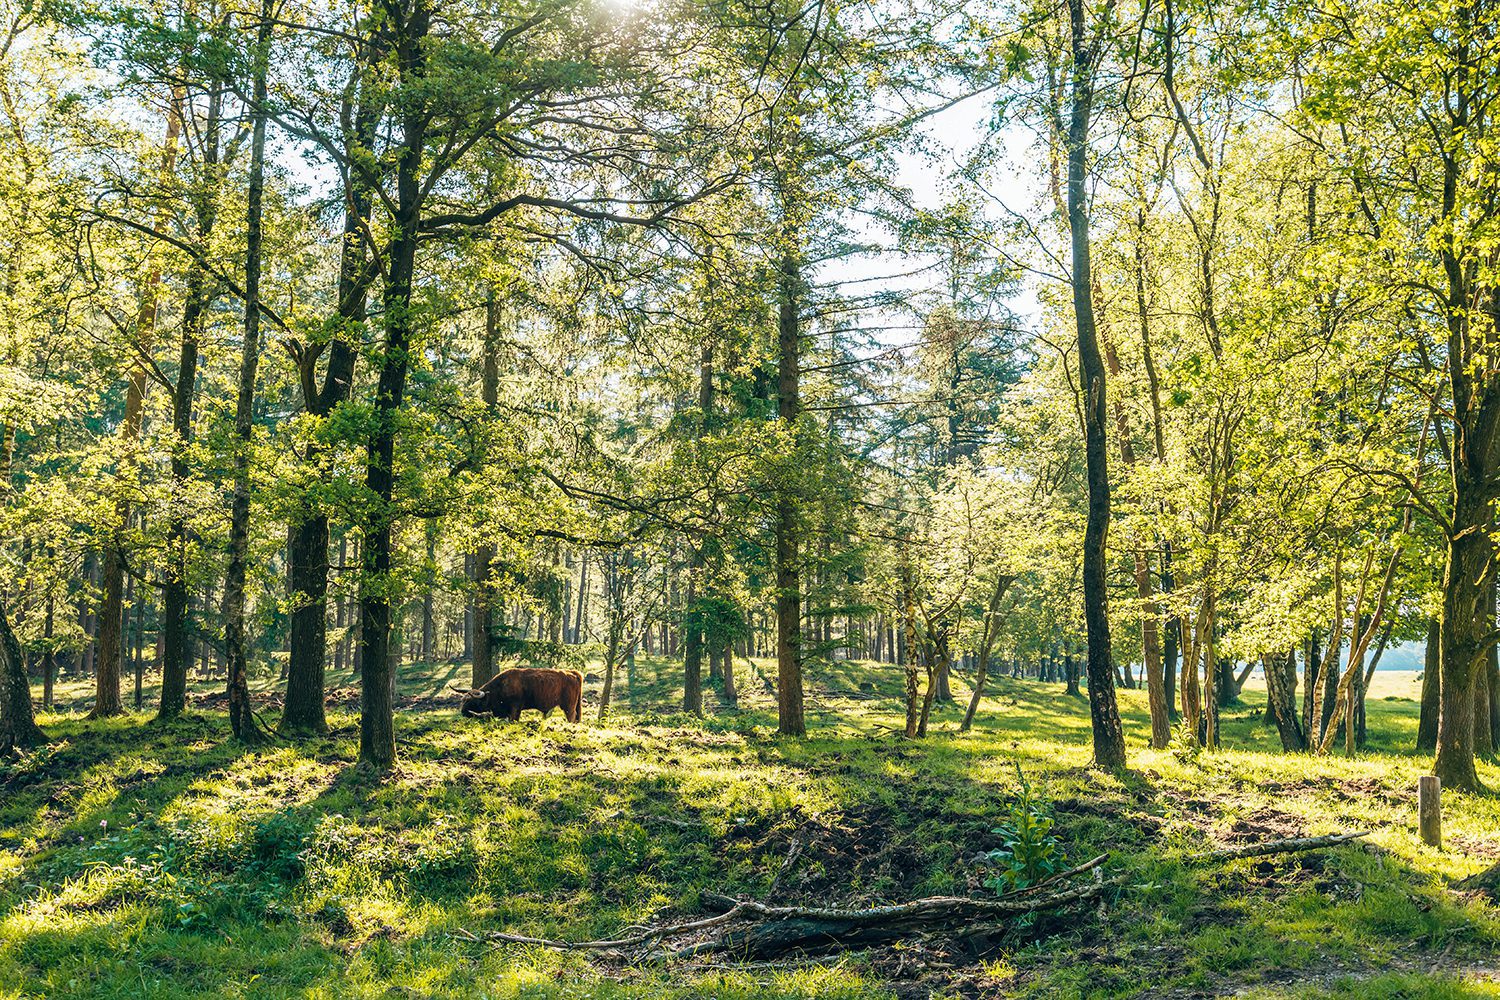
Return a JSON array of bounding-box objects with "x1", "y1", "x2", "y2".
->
[{"x1": 1, "y1": 661, "x2": 1498, "y2": 999}]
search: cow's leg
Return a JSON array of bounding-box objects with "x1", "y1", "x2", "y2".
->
[{"x1": 507, "y1": 705, "x2": 521, "y2": 722}]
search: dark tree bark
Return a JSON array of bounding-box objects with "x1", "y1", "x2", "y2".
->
[
  {"x1": 470, "y1": 295, "x2": 501, "y2": 687},
  {"x1": 224, "y1": 2, "x2": 272, "y2": 744},
  {"x1": 359, "y1": 2, "x2": 430, "y2": 770},
  {"x1": 1064, "y1": 0, "x2": 1126, "y2": 768},
  {"x1": 42, "y1": 589, "x2": 54, "y2": 710},
  {"x1": 901, "y1": 562, "x2": 920, "y2": 739},
  {"x1": 775, "y1": 249, "x2": 805, "y2": 737},
  {"x1": 158, "y1": 242, "x2": 209, "y2": 721},
  {"x1": 281, "y1": 59, "x2": 378, "y2": 734},
  {"x1": 0, "y1": 598, "x2": 44, "y2": 751},
  {"x1": 1431, "y1": 21, "x2": 1498, "y2": 793}
]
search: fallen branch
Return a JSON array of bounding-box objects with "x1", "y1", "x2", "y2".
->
[
  {"x1": 1191, "y1": 831, "x2": 1370, "y2": 863},
  {"x1": 460, "y1": 858, "x2": 1114, "y2": 961},
  {"x1": 666, "y1": 876, "x2": 1115, "y2": 959}
]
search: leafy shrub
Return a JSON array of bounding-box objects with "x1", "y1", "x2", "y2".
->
[
  {"x1": 1169, "y1": 719, "x2": 1202, "y2": 764},
  {"x1": 984, "y1": 766, "x2": 1065, "y2": 894}
]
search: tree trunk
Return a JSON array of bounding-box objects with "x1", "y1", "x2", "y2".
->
[
  {"x1": 1416, "y1": 618, "x2": 1440, "y2": 754},
  {"x1": 1435, "y1": 492, "x2": 1492, "y2": 791},
  {"x1": 1161, "y1": 547, "x2": 1179, "y2": 720},
  {"x1": 158, "y1": 263, "x2": 207, "y2": 721},
  {"x1": 722, "y1": 643, "x2": 737, "y2": 706},
  {"x1": 960, "y1": 575, "x2": 1012, "y2": 732},
  {"x1": 901, "y1": 566, "x2": 920, "y2": 739},
  {"x1": 42, "y1": 590, "x2": 54, "y2": 710},
  {"x1": 359, "y1": 20, "x2": 428, "y2": 769},
  {"x1": 283, "y1": 50, "x2": 377, "y2": 736},
  {"x1": 225, "y1": 4, "x2": 272, "y2": 743},
  {"x1": 775, "y1": 249, "x2": 805, "y2": 737},
  {"x1": 1065, "y1": 0, "x2": 1125, "y2": 768},
  {"x1": 93, "y1": 98, "x2": 182, "y2": 721},
  {"x1": 132, "y1": 585, "x2": 147, "y2": 709},
  {"x1": 599, "y1": 627, "x2": 619, "y2": 721},
  {"x1": 0, "y1": 598, "x2": 43, "y2": 751},
  {"x1": 1263, "y1": 650, "x2": 1306, "y2": 751},
  {"x1": 683, "y1": 580, "x2": 703, "y2": 716}
]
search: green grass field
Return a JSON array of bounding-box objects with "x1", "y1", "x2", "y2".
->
[{"x1": 3, "y1": 657, "x2": 1499, "y2": 999}]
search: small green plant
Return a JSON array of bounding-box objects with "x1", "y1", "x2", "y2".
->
[
  {"x1": 984, "y1": 765, "x2": 1065, "y2": 894},
  {"x1": 1169, "y1": 719, "x2": 1202, "y2": 764}
]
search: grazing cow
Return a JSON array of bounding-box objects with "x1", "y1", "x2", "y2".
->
[{"x1": 454, "y1": 667, "x2": 582, "y2": 723}]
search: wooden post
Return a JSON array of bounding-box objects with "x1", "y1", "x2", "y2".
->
[{"x1": 1418, "y1": 775, "x2": 1441, "y2": 847}]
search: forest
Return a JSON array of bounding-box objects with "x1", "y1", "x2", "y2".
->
[{"x1": 2, "y1": 0, "x2": 1500, "y2": 996}]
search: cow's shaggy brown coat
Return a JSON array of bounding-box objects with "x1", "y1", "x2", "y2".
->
[{"x1": 458, "y1": 667, "x2": 582, "y2": 723}]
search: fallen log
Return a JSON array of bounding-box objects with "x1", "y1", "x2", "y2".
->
[
  {"x1": 461, "y1": 855, "x2": 1113, "y2": 961},
  {"x1": 1191, "y1": 831, "x2": 1370, "y2": 863}
]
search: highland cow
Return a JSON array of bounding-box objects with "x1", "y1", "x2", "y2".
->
[{"x1": 454, "y1": 667, "x2": 582, "y2": 723}]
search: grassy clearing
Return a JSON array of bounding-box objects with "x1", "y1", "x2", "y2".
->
[{"x1": 2, "y1": 658, "x2": 1499, "y2": 999}]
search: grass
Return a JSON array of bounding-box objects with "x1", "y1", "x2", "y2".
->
[{"x1": 2, "y1": 655, "x2": 1499, "y2": 999}]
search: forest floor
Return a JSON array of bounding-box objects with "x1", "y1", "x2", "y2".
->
[{"x1": 3, "y1": 657, "x2": 1500, "y2": 999}]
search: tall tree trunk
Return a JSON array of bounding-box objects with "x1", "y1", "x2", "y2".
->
[
  {"x1": 1065, "y1": 0, "x2": 1125, "y2": 768},
  {"x1": 1161, "y1": 548, "x2": 1179, "y2": 720},
  {"x1": 282, "y1": 56, "x2": 378, "y2": 736},
  {"x1": 359, "y1": 10, "x2": 428, "y2": 769},
  {"x1": 1103, "y1": 323, "x2": 1169, "y2": 748},
  {"x1": 683, "y1": 577, "x2": 703, "y2": 715},
  {"x1": 574, "y1": 554, "x2": 588, "y2": 647},
  {"x1": 599, "y1": 626, "x2": 619, "y2": 721},
  {"x1": 421, "y1": 520, "x2": 437, "y2": 662},
  {"x1": 158, "y1": 264, "x2": 208, "y2": 720},
  {"x1": 131, "y1": 587, "x2": 144, "y2": 710},
  {"x1": 1435, "y1": 493, "x2": 1492, "y2": 791},
  {"x1": 41, "y1": 589, "x2": 54, "y2": 710},
  {"x1": 225, "y1": 4, "x2": 272, "y2": 742},
  {"x1": 901, "y1": 563, "x2": 920, "y2": 739},
  {"x1": 775, "y1": 249, "x2": 805, "y2": 737},
  {"x1": 94, "y1": 102, "x2": 182, "y2": 720},
  {"x1": 470, "y1": 292, "x2": 500, "y2": 686}
]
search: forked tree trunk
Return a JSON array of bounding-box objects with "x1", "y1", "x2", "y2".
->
[
  {"x1": 960, "y1": 575, "x2": 1013, "y2": 732},
  {"x1": 282, "y1": 49, "x2": 379, "y2": 735}
]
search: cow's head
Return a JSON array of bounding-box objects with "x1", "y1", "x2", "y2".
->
[{"x1": 450, "y1": 684, "x2": 493, "y2": 719}]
